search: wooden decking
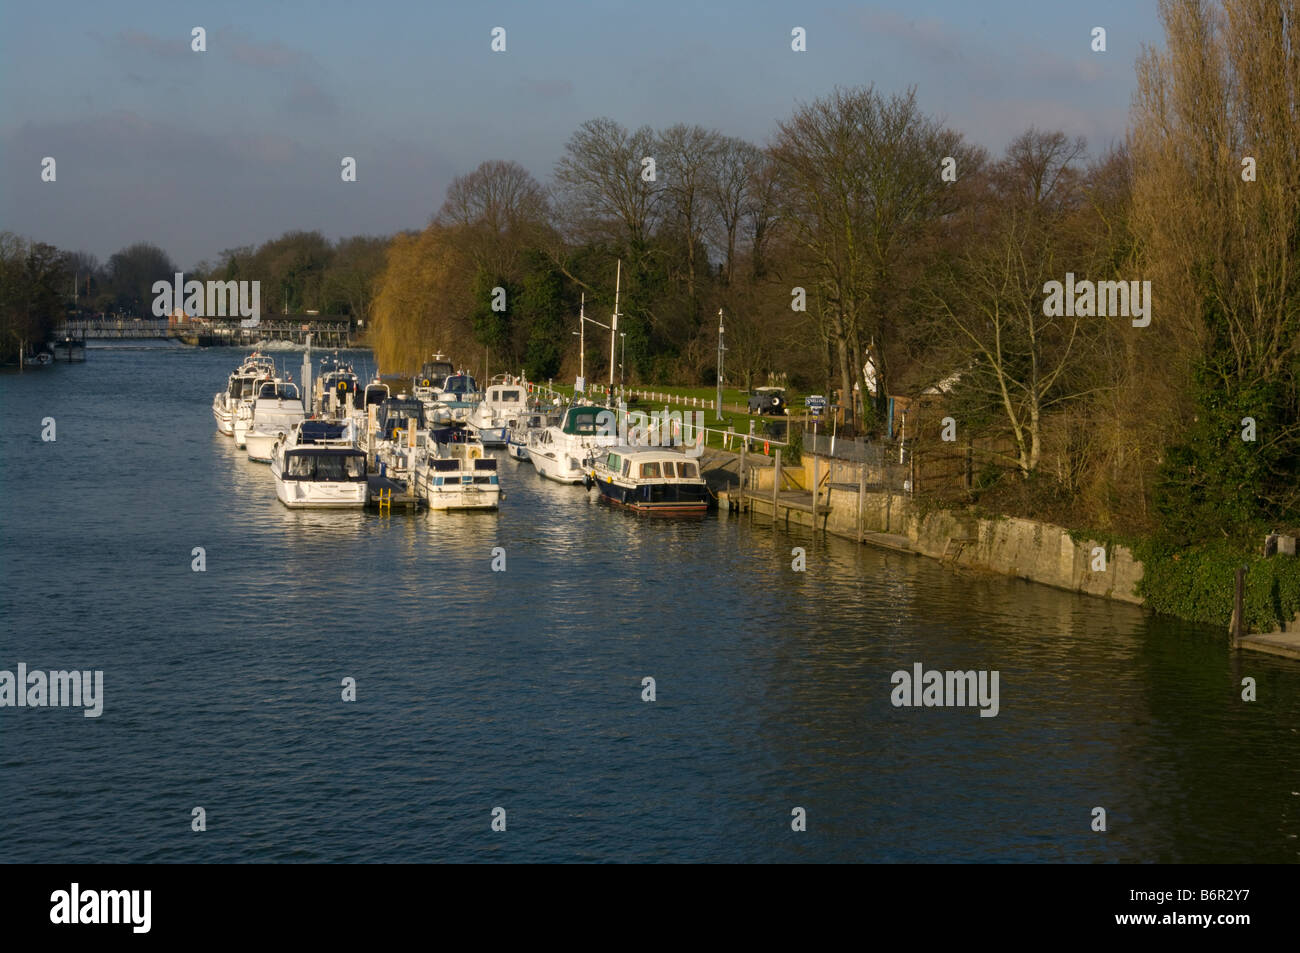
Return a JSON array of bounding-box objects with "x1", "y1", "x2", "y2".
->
[{"x1": 367, "y1": 474, "x2": 421, "y2": 511}]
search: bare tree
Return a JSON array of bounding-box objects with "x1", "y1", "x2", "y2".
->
[
  {"x1": 436, "y1": 160, "x2": 550, "y2": 277},
  {"x1": 553, "y1": 117, "x2": 663, "y2": 251},
  {"x1": 770, "y1": 85, "x2": 978, "y2": 429},
  {"x1": 706, "y1": 136, "x2": 763, "y2": 284}
]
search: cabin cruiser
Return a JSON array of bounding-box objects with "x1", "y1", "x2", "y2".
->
[
  {"x1": 270, "y1": 420, "x2": 367, "y2": 508},
  {"x1": 427, "y1": 372, "x2": 482, "y2": 425},
  {"x1": 361, "y1": 379, "x2": 391, "y2": 419},
  {"x1": 526, "y1": 404, "x2": 619, "y2": 483},
  {"x1": 368, "y1": 395, "x2": 428, "y2": 480},
  {"x1": 316, "y1": 358, "x2": 361, "y2": 419},
  {"x1": 587, "y1": 447, "x2": 710, "y2": 516},
  {"x1": 507, "y1": 411, "x2": 562, "y2": 461},
  {"x1": 234, "y1": 375, "x2": 294, "y2": 449},
  {"x1": 212, "y1": 352, "x2": 275, "y2": 435},
  {"x1": 466, "y1": 379, "x2": 529, "y2": 447},
  {"x1": 243, "y1": 381, "x2": 308, "y2": 463},
  {"x1": 413, "y1": 353, "x2": 455, "y2": 407},
  {"x1": 413, "y1": 423, "x2": 501, "y2": 510}
]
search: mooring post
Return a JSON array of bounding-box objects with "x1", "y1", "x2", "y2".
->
[
  {"x1": 1230, "y1": 566, "x2": 1247, "y2": 648},
  {"x1": 811, "y1": 452, "x2": 820, "y2": 519},
  {"x1": 857, "y1": 461, "x2": 866, "y2": 543},
  {"x1": 772, "y1": 449, "x2": 781, "y2": 524},
  {"x1": 739, "y1": 443, "x2": 746, "y2": 512}
]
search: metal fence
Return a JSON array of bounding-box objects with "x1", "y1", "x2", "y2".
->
[{"x1": 801, "y1": 431, "x2": 912, "y2": 493}]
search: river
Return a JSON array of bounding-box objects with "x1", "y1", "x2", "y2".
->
[{"x1": 1, "y1": 343, "x2": 1297, "y2": 862}]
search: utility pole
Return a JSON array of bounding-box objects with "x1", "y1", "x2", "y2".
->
[{"x1": 716, "y1": 308, "x2": 725, "y2": 421}]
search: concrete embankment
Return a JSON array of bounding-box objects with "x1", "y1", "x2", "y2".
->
[{"x1": 699, "y1": 447, "x2": 1143, "y2": 605}]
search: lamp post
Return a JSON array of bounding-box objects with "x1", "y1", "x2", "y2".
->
[{"x1": 716, "y1": 308, "x2": 725, "y2": 421}]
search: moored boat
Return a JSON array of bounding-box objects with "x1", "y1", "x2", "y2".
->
[
  {"x1": 212, "y1": 352, "x2": 275, "y2": 436},
  {"x1": 413, "y1": 423, "x2": 501, "y2": 510},
  {"x1": 270, "y1": 420, "x2": 367, "y2": 508},
  {"x1": 587, "y1": 447, "x2": 710, "y2": 516},
  {"x1": 507, "y1": 411, "x2": 561, "y2": 461},
  {"x1": 526, "y1": 404, "x2": 618, "y2": 483},
  {"x1": 467, "y1": 378, "x2": 529, "y2": 447},
  {"x1": 244, "y1": 380, "x2": 308, "y2": 463}
]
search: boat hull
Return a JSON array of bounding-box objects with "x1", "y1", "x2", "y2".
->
[
  {"x1": 593, "y1": 477, "x2": 709, "y2": 516},
  {"x1": 274, "y1": 479, "x2": 368, "y2": 508},
  {"x1": 245, "y1": 430, "x2": 280, "y2": 463},
  {"x1": 527, "y1": 447, "x2": 586, "y2": 483},
  {"x1": 213, "y1": 399, "x2": 234, "y2": 435}
]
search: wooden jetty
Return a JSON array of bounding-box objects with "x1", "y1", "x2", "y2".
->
[
  {"x1": 727, "y1": 445, "x2": 914, "y2": 553},
  {"x1": 367, "y1": 474, "x2": 421, "y2": 512}
]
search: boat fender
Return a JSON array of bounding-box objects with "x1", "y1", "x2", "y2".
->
[{"x1": 421, "y1": 378, "x2": 430, "y2": 386}]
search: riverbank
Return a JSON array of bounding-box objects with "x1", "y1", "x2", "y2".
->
[{"x1": 700, "y1": 446, "x2": 1300, "y2": 660}]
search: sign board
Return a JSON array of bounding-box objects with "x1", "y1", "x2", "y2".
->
[{"x1": 805, "y1": 394, "x2": 827, "y2": 413}]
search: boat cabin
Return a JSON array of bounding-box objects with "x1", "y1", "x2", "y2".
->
[
  {"x1": 281, "y1": 447, "x2": 367, "y2": 482},
  {"x1": 440, "y1": 373, "x2": 481, "y2": 401},
  {"x1": 590, "y1": 447, "x2": 708, "y2": 515},
  {"x1": 417, "y1": 358, "x2": 455, "y2": 390},
  {"x1": 376, "y1": 397, "x2": 426, "y2": 440},
  {"x1": 256, "y1": 381, "x2": 302, "y2": 403}
]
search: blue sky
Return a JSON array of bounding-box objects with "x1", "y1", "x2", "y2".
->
[{"x1": 0, "y1": 0, "x2": 1163, "y2": 269}]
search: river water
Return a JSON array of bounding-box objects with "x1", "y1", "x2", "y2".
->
[{"x1": 1, "y1": 344, "x2": 1297, "y2": 863}]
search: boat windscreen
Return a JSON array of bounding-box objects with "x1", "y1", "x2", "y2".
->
[{"x1": 286, "y1": 451, "x2": 365, "y2": 480}]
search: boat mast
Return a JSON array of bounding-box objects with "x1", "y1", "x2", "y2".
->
[{"x1": 610, "y1": 259, "x2": 620, "y2": 392}]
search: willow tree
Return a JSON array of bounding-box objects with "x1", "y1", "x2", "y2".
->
[
  {"x1": 369, "y1": 226, "x2": 473, "y2": 374},
  {"x1": 1132, "y1": 0, "x2": 1300, "y2": 539}
]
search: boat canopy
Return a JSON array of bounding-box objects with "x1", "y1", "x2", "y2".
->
[
  {"x1": 562, "y1": 405, "x2": 613, "y2": 435},
  {"x1": 442, "y1": 373, "x2": 479, "y2": 397},
  {"x1": 283, "y1": 448, "x2": 366, "y2": 480},
  {"x1": 297, "y1": 420, "x2": 351, "y2": 444}
]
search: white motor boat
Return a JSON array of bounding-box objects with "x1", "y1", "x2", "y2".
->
[
  {"x1": 368, "y1": 395, "x2": 429, "y2": 481},
  {"x1": 507, "y1": 410, "x2": 561, "y2": 461},
  {"x1": 244, "y1": 381, "x2": 308, "y2": 463},
  {"x1": 413, "y1": 423, "x2": 501, "y2": 510},
  {"x1": 426, "y1": 372, "x2": 482, "y2": 425},
  {"x1": 270, "y1": 420, "x2": 368, "y2": 508},
  {"x1": 526, "y1": 404, "x2": 619, "y2": 483},
  {"x1": 212, "y1": 352, "x2": 275, "y2": 436},
  {"x1": 466, "y1": 379, "x2": 529, "y2": 448},
  {"x1": 315, "y1": 357, "x2": 361, "y2": 419},
  {"x1": 413, "y1": 353, "x2": 455, "y2": 409}
]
